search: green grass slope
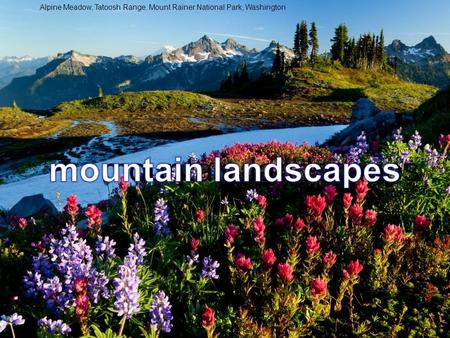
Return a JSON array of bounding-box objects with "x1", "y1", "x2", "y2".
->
[{"x1": 412, "y1": 86, "x2": 450, "y2": 143}]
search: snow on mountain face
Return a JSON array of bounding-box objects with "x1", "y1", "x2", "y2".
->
[
  {"x1": 0, "y1": 56, "x2": 35, "y2": 63},
  {"x1": 0, "y1": 36, "x2": 293, "y2": 109},
  {"x1": 385, "y1": 35, "x2": 449, "y2": 64},
  {"x1": 154, "y1": 35, "x2": 261, "y2": 64},
  {"x1": 61, "y1": 50, "x2": 98, "y2": 66},
  {"x1": 0, "y1": 56, "x2": 52, "y2": 89}
]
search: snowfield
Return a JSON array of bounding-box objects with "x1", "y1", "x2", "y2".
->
[{"x1": 0, "y1": 125, "x2": 346, "y2": 210}]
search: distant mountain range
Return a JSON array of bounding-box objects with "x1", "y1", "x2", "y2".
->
[
  {"x1": 0, "y1": 35, "x2": 448, "y2": 110},
  {"x1": 385, "y1": 35, "x2": 450, "y2": 88},
  {"x1": 0, "y1": 36, "x2": 293, "y2": 109},
  {"x1": 0, "y1": 56, "x2": 53, "y2": 90}
]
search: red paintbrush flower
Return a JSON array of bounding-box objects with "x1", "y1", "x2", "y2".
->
[
  {"x1": 343, "y1": 193, "x2": 353, "y2": 210},
  {"x1": 349, "y1": 204, "x2": 363, "y2": 224},
  {"x1": 262, "y1": 248, "x2": 276, "y2": 269},
  {"x1": 277, "y1": 262, "x2": 294, "y2": 283},
  {"x1": 306, "y1": 236, "x2": 320, "y2": 255},
  {"x1": 384, "y1": 224, "x2": 403, "y2": 243},
  {"x1": 310, "y1": 277, "x2": 327, "y2": 299},
  {"x1": 202, "y1": 306, "x2": 215, "y2": 330},
  {"x1": 190, "y1": 238, "x2": 200, "y2": 252},
  {"x1": 343, "y1": 259, "x2": 364, "y2": 279},
  {"x1": 235, "y1": 253, "x2": 252, "y2": 271},
  {"x1": 415, "y1": 214, "x2": 430, "y2": 232},
  {"x1": 305, "y1": 195, "x2": 327, "y2": 218},
  {"x1": 364, "y1": 209, "x2": 377, "y2": 227},
  {"x1": 355, "y1": 180, "x2": 369, "y2": 203},
  {"x1": 324, "y1": 185, "x2": 338, "y2": 205},
  {"x1": 324, "y1": 251, "x2": 337, "y2": 268},
  {"x1": 195, "y1": 209, "x2": 206, "y2": 223}
]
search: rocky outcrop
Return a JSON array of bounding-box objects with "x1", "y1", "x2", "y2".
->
[
  {"x1": 330, "y1": 98, "x2": 408, "y2": 146},
  {"x1": 7, "y1": 194, "x2": 58, "y2": 220}
]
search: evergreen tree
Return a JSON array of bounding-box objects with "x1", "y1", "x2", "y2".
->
[
  {"x1": 98, "y1": 86, "x2": 104, "y2": 98},
  {"x1": 299, "y1": 20, "x2": 309, "y2": 63},
  {"x1": 344, "y1": 38, "x2": 356, "y2": 67},
  {"x1": 376, "y1": 29, "x2": 385, "y2": 69},
  {"x1": 233, "y1": 68, "x2": 240, "y2": 85},
  {"x1": 293, "y1": 23, "x2": 301, "y2": 64},
  {"x1": 309, "y1": 22, "x2": 319, "y2": 63},
  {"x1": 272, "y1": 43, "x2": 285, "y2": 78},
  {"x1": 220, "y1": 72, "x2": 233, "y2": 90},
  {"x1": 239, "y1": 61, "x2": 250, "y2": 83},
  {"x1": 330, "y1": 24, "x2": 348, "y2": 63},
  {"x1": 393, "y1": 55, "x2": 398, "y2": 75}
]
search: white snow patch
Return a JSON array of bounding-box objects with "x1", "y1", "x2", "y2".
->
[
  {"x1": 0, "y1": 125, "x2": 346, "y2": 210},
  {"x1": 62, "y1": 51, "x2": 98, "y2": 66}
]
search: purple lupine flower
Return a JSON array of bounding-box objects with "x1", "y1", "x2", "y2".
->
[
  {"x1": 149, "y1": 291, "x2": 173, "y2": 333},
  {"x1": 424, "y1": 144, "x2": 440, "y2": 168},
  {"x1": 221, "y1": 196, "x2": 229, "y2": 206},
  {"x1": 399, "y1": 151, "x2": 411, "y2": 166},
  {"x1": 95, "y1": 236, "x2": 116, "y2": 259},
  {"x1": 154, "y1": 198, "x2": 170, "y2": 236},
  {"x1": 0, "y1": 320, "x2": 6, "y2": 333},
  {"x1": 23, "y1": 271, "x2": 43, "y2": 298},
  {"x1": 347, "y1": 146, "x2": 362, "y2": 164},
  {"x1": 333, "y1": 153, "x2": 345, "y2": 164},
  {"x1": 23, "y1": 223, "x2": 98, "y2": 312},
  {"x1": 356, "y1": 131, "x2": 369, "y2": 153},
  {"x1": 392, "y1": 128, "x2": 403, "y2": 142},
  {"x1": 31, "y1": 254, "x2": 53, "y2": 278},
  {"x1": 369, "y1": 155, "x2": 382, "y2": 164},
  {"x1": 113, "y1": 255, "x2": 141, "y2": 318},
  {"x1": 42, "y1": 276, "x2": 63, "y2": 309},
  {"x1": 113, "y1": 237, "x2": 146, "y2": 319},
  {"x1": 128, "y1": 233, "x2": 146, "y2": 266},
  {"x1": 38, "y1": 317, "x2": 72, "y2": 335},
  {"x1": 200, "y1": 256, "x2": 220, "y2": 280},
  {"x1": 88, "y1": 270, "x2": 110, "y2": 304},
  {"x1": 445, "y1": 186, "x2": 450, "y2": 194},
  {"x1": 48, "y1": 224, "x2": 93, "y2": 283},
  {"x1": 246, "y1": 189, "x2": 259, "y2": 202},
  {"x1": 3, "y1": 313, "x2": 25, "y2": 326},
  {"x1": 1, "y1": 313, "x2": 25, "y2": 332},
  {"x1": 185, "y1": 252, "x2": 199, "y2": 266},
  {"x1": 188, "y1": 153, "x2": 199, "y2": 164},
  {"x1": 408, "y1": 130, "x2": 422, "y2": 151}
]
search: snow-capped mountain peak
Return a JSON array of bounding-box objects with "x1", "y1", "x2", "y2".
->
[
  {"x1": 385, "y1": 35, "x2": 450, "y2": 64},
  {"x1": 0, "y1": 55, "x2": 36, "y2": 63},
  {"x1": 57, "y1": 50, "x2": 99, "y2": 66}
]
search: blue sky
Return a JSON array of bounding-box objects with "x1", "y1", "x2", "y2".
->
[{"x1": 0, "y1": 0, "x2": 449, "y2": 57}]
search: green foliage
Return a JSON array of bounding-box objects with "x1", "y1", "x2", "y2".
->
[
  {"x1": 412, "y1": 86, "x2": 450, "y2": 144},
  {"x1": 309, "y1": 22, "x2": 319, "y2": 64},
  {"x1": 330, "y1": 24, "x2": 348, "y2": 63},
  {"x1": 2, "y1": 138, "x2": 450, "y2": 336},
  {"x1": 378, "y1": 138, "x2": 450, "y2": 234}
]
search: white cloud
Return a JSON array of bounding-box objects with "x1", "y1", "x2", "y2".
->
[{"x1": 203, "y1": 32, "x2": 272, "y2": 43}]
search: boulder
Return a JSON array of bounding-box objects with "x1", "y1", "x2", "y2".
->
[
  {"x1": 7, "y1": 194, "x2": 58, "y2": 220},
  {"x1": 0, "y1": 215, "x2": 8, "y2": 230},
  {"x1": 328, "y1": 100, "x2": 398, "y2": 146},
  {"x1": 350, "y1": 98, "x2": 381, "y2": 123},
  {"x1": 332, "y1": 118, "x2": 378, "y2": 146}
]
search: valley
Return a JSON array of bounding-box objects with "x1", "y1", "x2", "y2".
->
[{"x1": 0, "y1": 63, "x2": 436, "y2": 184}]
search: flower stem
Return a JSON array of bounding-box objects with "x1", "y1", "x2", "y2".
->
[
  {"x1": 117, "y1": 315, "x2": 127, "y2": 337},
  {"x1": 9, "y1": 324, "x2": 16, "y2": 338}
]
